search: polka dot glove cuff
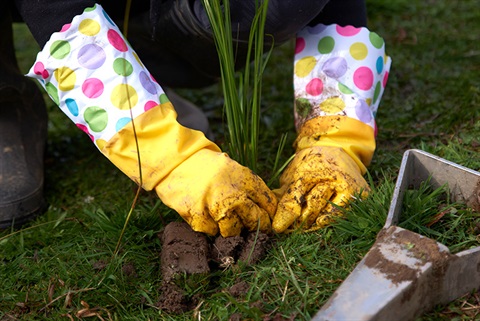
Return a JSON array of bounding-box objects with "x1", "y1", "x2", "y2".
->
[
  {"x1": 293, "y1": 24, "x2": 392, "y2": 131},
  {"x1": 26, "y1": 4, "x2": 169, "y2": 150},
  {"x1": 292, "y1": 24, "x2": 392, "y2": 171},
  {"x1": 26, "y1": 4, "x2": 219, "y2": 190}
]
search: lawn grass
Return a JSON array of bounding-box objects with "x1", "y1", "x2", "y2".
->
[{"x1": 2, "y1": 0, "x2": 480, "y2": 320}]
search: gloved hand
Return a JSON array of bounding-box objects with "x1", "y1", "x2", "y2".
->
[
  {"x1": 273, "y1": 146, "x2": 368, "y2": 233},
  {"x1": 103, "y1": 102, "x2": 276, "y2": 238},
  {"x1": 272, "y1": 23, "x2": 391, "y2": 233},
  {"x1": 272, "y1": 116, "x2": 373, "y2": 233},
  {"x1": 27, "y1": 4, "x2": 276, "y2": 237},
  {"x1": 155, "y1": 149, "x2": 276, "y2": 237}
]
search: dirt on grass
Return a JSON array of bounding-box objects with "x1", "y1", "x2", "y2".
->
[{"x1": 157, "y1": 221, "x2": 271, "y2": 314}]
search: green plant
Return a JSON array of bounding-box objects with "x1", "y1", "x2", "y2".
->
[{"x1": 201, "y1": 0, "x2": 273, "y2": 173}]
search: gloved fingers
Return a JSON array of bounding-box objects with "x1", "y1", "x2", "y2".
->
[
  {"x1": 215, "y1": 197, "x2": 270, "y2": 238},
  {"x1": 179, "y1": 208, "x2": 220, "y2": 236},
  {"x1": 217, "y1": 211, "x2": 244, "y2": 238},
  {"x1": 272, "y1": 178, "x2": 319, "y2": 233},
  {"x1": 236, "y1": 200, "x2": 272, "y2": 233},
  {"x1": 313, "y1": 213, "x2": 336, "y2": 230},
  {"x1": 313, "y1": 185, "x2": 363, "y2": 228},
  {"x1": 240, "y1": 170, "x2": 278, "y2": 220},
  {"x1": 216, "y1": 196, "x2": 272, "y2": 237},
  {"x1": 272, "y1": 186, "x2": 287, "y2": 201},
  {"x1": 325, "y1": 178, "x2": 369, "y2": 210},
  {"x1": 299, "y1": 184, "x2": 334, "y2": 228}
]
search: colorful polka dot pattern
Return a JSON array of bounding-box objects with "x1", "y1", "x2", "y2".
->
[
  {"x1": 27, "y1": 4, "x2": 168, "y2": 150},
  {"x1": 294, "y1": 24, "x2": 392, "y2": 130}
]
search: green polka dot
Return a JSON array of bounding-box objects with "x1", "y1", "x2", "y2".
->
[
  {"x1": 45, "y1": 83, "x2": 59, "y2": 105},
  {"x1": 50, "y1": 40, "x2": 71, "y2": 59},
  {"x1": 373, "y1": 81, "x2": 381, "y2": 104},
  {"x1": 84, "y1": 106, "x2": 108, "y2": 132},
  {"x1": 295, "y1": 98, "x2": 312, "y2": 118},
  {"x1": 113, "y1": 58, "x2": 133, "y2": 76},
  {"x1": 84, "y1": 4, "x2": 97, "y2": 12},
  {"x1": 369, "y1": 32, "x2": 384, "y2": 49},
  {"x1": 159, "y1": 93, "x2": 170, "y2": 104},
  {"x1": 338, "y1": 83, "x2": 354, "y2": 94},
  {"x1": 318, "y1": 36, "x2": 335, "y2": 54}
]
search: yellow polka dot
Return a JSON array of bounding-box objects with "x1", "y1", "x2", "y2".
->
[
  {"x1": 79, "y1": 19, "x2": 101, "y2": 36},
  {"x1": 366, "y1": 98, "x2": 372, "y2": 106},
  {"x1": 133, "y1": 51, "x2": 144, "y2": 68},
  {"x1": 319, "y1": 97, "x2": 346, "y2": 114},
  {"x1": 111, "y1": 84, "x2": 138, "y2": 110},
  {"x1": 295, "y1": 56, "x2": 317, "y2": 78},
  {"x1": 350, "y1": 42, "x2": 368, "y2": 60},
  {"x1": 54, "y1": 67, "x2": 76, "y2": 91},
  {"x1": 96, "y1": 139, "x2": 107, "y2": 150}
]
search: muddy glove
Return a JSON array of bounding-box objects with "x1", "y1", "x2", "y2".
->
[
  {"x1": 273, "y1": 24, "x2": 391, "y2": 233},
  {"x1": 27, "y1": 4, "x2": 276, "y2": 237}
]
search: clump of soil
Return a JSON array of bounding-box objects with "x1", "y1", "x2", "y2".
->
[
  {"x1": 211, "y1": 229, "x2": 271, "y2": 266},
  {"x1": 160, "y1": 221, "x2": 211, "y2": 282},
  {"x1": 156, "y1": 221, "x2": 271, "y2": 314}
]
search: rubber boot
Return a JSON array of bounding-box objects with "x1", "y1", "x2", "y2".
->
[{"x1": 0, "y1": 9, "x2": 48, "y2": 228}]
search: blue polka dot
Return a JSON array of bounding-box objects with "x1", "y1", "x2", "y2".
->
[
  {"x1": 65, "y1": 98, "x2": 79, "y2": 116},
  {"x1": 102, "y1": 10, "x2": 115, "y2": 26},
  {"x1": 116, "y1": 117, "x2": 131, "y2": 131},
  {"x1": 376, "y1": 56, "x2": 384, "y2": 74}
]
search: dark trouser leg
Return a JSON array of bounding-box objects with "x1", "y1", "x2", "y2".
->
[
  {"x1": 0, "y1": 5, "x2": 48, "y2": 228},
  {"x1": 142, "y1": 0, "x2": 330, "y2": 88},
  {"x1": 308, "y1": 0, "x2": 367, "y2": 27}
]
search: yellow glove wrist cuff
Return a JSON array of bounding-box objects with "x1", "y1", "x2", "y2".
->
[
  {"x1": 295, "y1": 116, "x2": 375, "y2": 174},
  {"x1": 101, "y1": 102, "x2": 220, "y2": 190}
]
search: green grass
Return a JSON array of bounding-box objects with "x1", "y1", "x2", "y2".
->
[{"x1": 2, "y1": 0, "x2": 480, "y2": 319}]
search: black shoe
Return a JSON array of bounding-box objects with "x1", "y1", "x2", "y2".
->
[{"x1": 0, "y1": 80, "x2": 48, "y2": 228}]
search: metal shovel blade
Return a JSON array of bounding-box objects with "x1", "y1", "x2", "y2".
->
[{"x1": 313, "y1": 149, "x2": 480, "y2": 321}]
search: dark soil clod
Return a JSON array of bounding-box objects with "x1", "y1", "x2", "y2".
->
[
  {"x1": 160, "y1": 221, "x2": 211, "y2": 283},
  {"x1": 157, "y1": 222, "x2": 272, "y2": 314}
]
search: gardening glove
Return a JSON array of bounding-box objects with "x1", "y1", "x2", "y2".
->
[
  {"x1": 27, "y1": 4, "x2": 276, "y2": 237},
  {"x1": 273, "y1": 24, "x2": 391, "y2": 233}
]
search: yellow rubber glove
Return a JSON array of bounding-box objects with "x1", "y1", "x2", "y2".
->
[
  {"x1": 272, "y1": 23, "x2": 391, "y2": 233},
  {"x1": 273, "y1": 146, "x2": 368, "y2": 232},
  {"x1": 272, "y1": 116, "x2": 373, "y2": 233},
  {"x1": 102, "y1": 99, "x2": 277, "y2": 238},
  {"x1": 154, "y1": 148, "x2": 277, "y2": 237},
  {"x1": 27, "y1": 4, "x2": 276, "y2": 237}
]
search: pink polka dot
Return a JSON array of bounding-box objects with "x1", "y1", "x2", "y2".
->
[
  {"x1": 383, "y1": 71, "x2": 389, "y2": 87},
  {"x1": 76, "y1": 123, "x2": 94, "y2": 141},
  {"x1": 295, "y1": 37, "x2": 306, "y2": 54},
  {"x1": 150, "y1": 74, "x2": 158, "y2": 83},
  {"x1": 107, "y1": 29, "x2": 128, "y2": 52},
  {"x1": 82, "y1": 78, "x2": 104, "y2": 98},
  {"x1": 144, "y1": 101, "x2": 159, "y2": 111},
  {"x1": 306, "y1": 78, "x2": 323, "y2": 96},
  {"x1": 60, "y1": 23, "x2": 71, "y2": 32},
  {"x1": 33, "y1": 62, "x2": 49, "y2": 79},
  {"x1": 336, "y1": 25, "x2": 361, "y2": 37},
  {"x1": 353, "y1": 67, "x2": 374, "y2": 91}
]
